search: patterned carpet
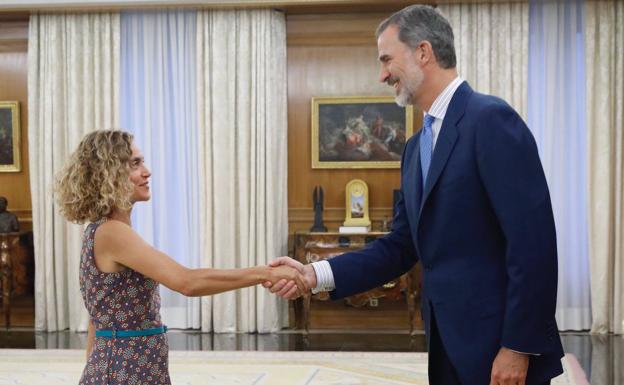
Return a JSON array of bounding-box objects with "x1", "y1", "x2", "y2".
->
[{"x1": 0, "y1": 349, "x2": 585, "y2": 385}]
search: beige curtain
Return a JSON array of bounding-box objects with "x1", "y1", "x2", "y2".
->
[
  {"x1": 28, "y1": 13, "x2": 120, "y2": 331},
  {"x1": 196, "y1": 9, "x2": 288, "y2": 332},
  {"x1": 437, "y1": 2, "x2": 528, "y2": 120},
  {"x1": 586, "y1": 0, "x2": 624, "y2": 335}
]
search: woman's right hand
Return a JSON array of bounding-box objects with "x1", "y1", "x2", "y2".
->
[{"x1": 266, "y1": 265, "x2": 309, "y2": 297}]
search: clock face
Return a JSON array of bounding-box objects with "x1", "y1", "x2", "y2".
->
[{"x1": 350, "y1": 183, "x2": 364, "y2": 197}]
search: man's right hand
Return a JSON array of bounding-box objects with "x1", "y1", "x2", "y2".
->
[{"x1": 263, "y1": 256, "x2": 317, "y2": 300}]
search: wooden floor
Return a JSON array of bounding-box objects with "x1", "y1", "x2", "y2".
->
[
  {"x1": 0, "y1": 329, "x2": 622, "y2": 385},
  {"x1": 4, "y1": 294, "x2": 418, "y2": 332}
]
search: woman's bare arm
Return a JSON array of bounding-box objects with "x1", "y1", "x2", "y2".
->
[
  {"x1": 86, "y1": 319, "x2": 94, "y2": 360},
  {"x1": 94, "y1": 220, "x2": 307, "y2": 296}
]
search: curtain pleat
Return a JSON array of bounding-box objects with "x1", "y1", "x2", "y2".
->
[
  {"x1": 196, "y1": 9, "x2": 288, "y2": 332},
  {"x1": 120, "y1": 10, "x2": 201, "y2": 329},
  {"x1": 586, "y1": 0, "x2": 624, "y2": 336},
  {"x1": 28, "y1": 12, "x2": 120, "y2": 331}
]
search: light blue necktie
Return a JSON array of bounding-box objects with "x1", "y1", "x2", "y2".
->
[{"x1": 420, "y1": 114, "x2": 435, "y2": 186}]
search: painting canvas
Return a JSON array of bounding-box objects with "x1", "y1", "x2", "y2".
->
[
  {"x1": 311, "y1": 96, "x2": 413, "y2": 169},
  {"x1": 351, "y1": 194, "x2": 364, "y2": 218},
  {"x1": 0, "y1": 101, "x2": 21, "y2": 172}
]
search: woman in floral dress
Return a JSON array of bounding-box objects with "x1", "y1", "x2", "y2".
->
[{"x1": 55, "y1": 130, "x2": 306, "y2": 385}]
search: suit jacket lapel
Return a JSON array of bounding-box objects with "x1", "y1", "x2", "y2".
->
[
  {"x1": 419, "y1": 82, "x2": 472, "y2": 214},
  {"x1": 404, "y1": 132, "x2": 424, "y2": 259},
  {"x1": 412, "y1": 133, "x2": 423, "y2": 212}
]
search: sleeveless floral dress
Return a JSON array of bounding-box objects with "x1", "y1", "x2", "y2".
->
[{"x1": 79, "y1": 219, "x2": 170, "y2": 385}]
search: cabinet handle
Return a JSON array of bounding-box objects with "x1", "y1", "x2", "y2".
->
[{"x1": 338, "y1": 236, "x2": 350, "y2": 248}]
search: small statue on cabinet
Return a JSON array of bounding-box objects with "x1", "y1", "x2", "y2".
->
[
  {"x1": 310, "y1": 186, "x2": 327, "y2": 232},
  {"x1": 0, "y1": 197, "x2": 19, "y2": 233}
]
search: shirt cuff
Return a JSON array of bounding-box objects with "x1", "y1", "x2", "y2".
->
[
  {"x1": 310, "y1": 260, "x2": 336, "y2": 294},
  {"x1": 505, "y1": 347, "x2": 540, "y2": 356}
]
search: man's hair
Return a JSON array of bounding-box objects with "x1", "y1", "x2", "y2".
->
[{"x1": 376, "y1": 5, "x2": 456, "y2": 69}]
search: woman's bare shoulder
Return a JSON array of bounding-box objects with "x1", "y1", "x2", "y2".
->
[
  {"x1": 94, "y1": 219, "x2": 139, "y2": 251},
  {"x1": 92, "y1": 220, "x2": 135, "y2": 272}
]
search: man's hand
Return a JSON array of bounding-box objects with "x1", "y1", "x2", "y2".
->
[
  {"x1": 262, "y1": 256, "x2": 317, "y2": 300},
  {"x1": 265, "y1": 265, "x2": 309, "y2": 297},
  {"x1": 489, "y1": 347, "x2": 529, "y2": 385}
]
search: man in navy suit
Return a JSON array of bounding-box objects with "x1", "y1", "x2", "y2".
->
[{"x1": 267, "y1": 5, "x2": 564, "y2": 385}]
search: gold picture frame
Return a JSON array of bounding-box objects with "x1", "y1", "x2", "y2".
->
[
  {"x1": 0, "y1": 101, "x2": 21, "y2": 172},
  {"x1": 311, "y1": 96, "x2": 413, "y2": 169}
]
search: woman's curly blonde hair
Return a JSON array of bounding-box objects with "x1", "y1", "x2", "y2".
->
[{"x1": 55, "y1": 130, "x2": 135, "y2": 224}]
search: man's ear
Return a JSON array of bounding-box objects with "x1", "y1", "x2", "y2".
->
[{"x1": 417, "y1": 41, "x2": 434, "y2": 65}]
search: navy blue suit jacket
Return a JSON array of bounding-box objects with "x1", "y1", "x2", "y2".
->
[{"x1": 328, "y1": 82, "x2": 564, "y2": 385}]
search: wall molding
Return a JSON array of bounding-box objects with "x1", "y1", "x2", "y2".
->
[
  {"x1": 13, "y1": 208, "x2": 32, "y2": 223},
  {"x1": 0, "y1": 0, "x2": 414, "y2": 10},
  {"x1": 289, "y1": 206, "x2": 393, "y2": 233},
  {"x1": 0, "y1": 21, "x2": 28, "y2": 52},
  {"x1": 0, "y1": 0, "x2": 515, "y2": 11}
]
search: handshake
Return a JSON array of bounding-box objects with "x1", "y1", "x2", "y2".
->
[{"x1": 262, "y1": 257, "x2": 317, "y2": 300}]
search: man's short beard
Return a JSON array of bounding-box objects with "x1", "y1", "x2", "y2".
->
[
  {"x1": 395, "y1": 89, "x2": 412, "y2": 107},
  {"x1": 395, "y1": 66, "x2": 423, "y2": 107}
]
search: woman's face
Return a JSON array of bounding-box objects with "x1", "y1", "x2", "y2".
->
[{"x1": 128, "y1": 143, "x2": 151, "y2": 202}]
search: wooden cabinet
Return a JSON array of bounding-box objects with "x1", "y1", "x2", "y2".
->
[
  {"x1": 0, "y1": 232, "x2": 34, "y2": 327},
  {"x1": 0, "y1": 233, "x2": 19, "y2": 327},
  {"x1": 292, "y1": 231, "x2": 422, "y2": 333}
]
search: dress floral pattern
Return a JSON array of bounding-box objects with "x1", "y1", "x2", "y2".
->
[{"x1": 79, "y1": 219, "x2": 170, "y2": 385}]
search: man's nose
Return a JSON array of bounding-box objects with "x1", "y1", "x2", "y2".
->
[{"x1": 379, "y1": 68, "x2": 390, "y2": 84}]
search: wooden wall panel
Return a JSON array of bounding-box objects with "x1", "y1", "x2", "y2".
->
[
  {"x1": 0, "y1": 20, "x2": 31, "y2": 231},
  {"x1": 286, "y1": 14, "x2": 421, "y2": 233},
  {"x1": 1, "y1": 13, "x2": 422, "y2": 236}
]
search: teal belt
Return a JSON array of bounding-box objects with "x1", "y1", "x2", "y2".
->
[{"x1": 95, "y1": 325, "x2": 167, "y2": 338}]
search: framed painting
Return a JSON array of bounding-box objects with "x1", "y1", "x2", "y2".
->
[
  {"x1": 311, "y1": 96, "x2": 413, "y2": 169},
  {"x1": 0, "y1": 101, "x2": 21, "y2": 172}
]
